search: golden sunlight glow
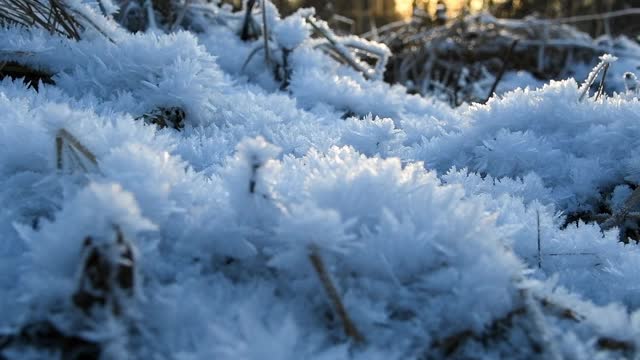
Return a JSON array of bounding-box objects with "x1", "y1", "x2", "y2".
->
[
  {"x1": 395, "y1": 0, "x2": 414, "y2": 19},
  {"x1": 396, "y1": 0, "x2": 490, "y2": 19}
]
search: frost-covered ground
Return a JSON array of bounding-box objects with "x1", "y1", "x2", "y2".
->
[{"x1": 2, "y1": 2, "x2": 640, "y2": 359}]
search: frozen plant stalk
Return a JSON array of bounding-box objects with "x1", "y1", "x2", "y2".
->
[
  {"x1": 55, "y1": 129, "x2": 98, "y2": 173},
  {"x1": 308, "y1": 245, "x2": 365, "y2": 344},
  {"x1": 578, "y1": 54, "x2": 617, "y2": 102}
]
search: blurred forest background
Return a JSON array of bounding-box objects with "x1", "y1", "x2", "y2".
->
[
  {"x1": 224, "y1": 0, "x2": 639, "y2": 36},
  {"x1": 219, "y1": 0, "x2": 639, "y2": 106}
]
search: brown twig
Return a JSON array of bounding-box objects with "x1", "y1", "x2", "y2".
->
[{"x1": 308, "y1": 245, "x2": 365, "y2": 344}]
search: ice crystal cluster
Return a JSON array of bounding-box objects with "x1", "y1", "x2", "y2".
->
[{"x1": 2, "y1": 1, "x2": 640, "y2": 359}]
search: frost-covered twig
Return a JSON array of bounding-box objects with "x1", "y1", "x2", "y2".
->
[
  {"x1": 308, "y1": 245, "x2": 364, "y2": 344},
  {"x1": 307, "y1": 16, "x2": 389, "y2": 81},
  {"x1": 55, "y1": 128, "x2": 98, "y2": 172},
  {"x1": 307, "y1": 17, "x2": 366, "y2": 77},
  {"x1": 595, "y1": 60, "x2": 610, "y2": 101},
  {"x1": 578, "y1": 54, "x2": 617, "y2": 102}
]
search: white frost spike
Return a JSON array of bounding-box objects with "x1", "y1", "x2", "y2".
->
[
  {"x1": 235, "y1": 136, "x2": 282, "y2": 195},
  {"x1": 269, "y1": 202, "x2": 359, "y2": 270},
  {"x1": 599, "y1": 54, "x2": 618, "y2": 63},
  {"x1": 224, "y1": 137, "x2": 283, "y2": 233},
  {"x1": 236, "y1": 136, "x2": 282, "y2": 166},
  {"x1": 274, "y1": 9, "x2": 311, "y2": 50}
]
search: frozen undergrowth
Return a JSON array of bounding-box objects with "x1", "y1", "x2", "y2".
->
[{"x1": 2, "y1": 2, "x2": 640, "y2": 359}]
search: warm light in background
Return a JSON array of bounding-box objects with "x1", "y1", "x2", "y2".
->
[
  {"x1": 395, "y1": 0, "x2": 489, "y2": 19},
  {"x1": 395, "y1": 0, "x2": 414, "y2": 18}
]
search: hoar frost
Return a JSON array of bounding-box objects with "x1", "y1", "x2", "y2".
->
[{"x1": 2, "y1": 2, "x2": 640, "y2": 359}]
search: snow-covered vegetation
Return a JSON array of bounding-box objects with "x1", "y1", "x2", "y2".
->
[
  {"x1": 376, "y1": 12, "x2": 640, "y2": 105},
  {"x1": 2, "y1": 0, "x2": 640, "y2": 359}
]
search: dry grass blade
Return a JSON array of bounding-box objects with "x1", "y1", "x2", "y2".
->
[
  {"x1": 241, "y1": 44, "x2": 264, "y2": 72},
  {"x1": 0, "y1": 0, "x2": 82, "y2": 39},
  {"x1": 595, "y1": 62, "x2": 610, "y2": 101},
  {"x1": 578, "y1": 59, "x2": 611, "y2": 102},
  {"x1": 308, "y1": 245, "x2": 365, "y2": 344},
  {"x1": 55, "y1": 128, "x2": 98, "y2": 172},
  {"x1": 0, "y1": 0, "x2": 114, "y2": 42}
]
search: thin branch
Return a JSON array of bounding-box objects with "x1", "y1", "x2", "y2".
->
[
  {"x1": 260, "y1": 0, "x2": 270, "y2": 67},
  {"x1": 484, "y1": 39, "x2": 518, "y2": 103},
  {"x1": 241, "y1": 44, "x2": 265, "y2": 72},
  {"x1": 307, "y1": 17, "x2": 372, "y2": 80},
  {"x1": 308, "y1": 245, "x2": 365, "y2": 344},
  {"x1": 595, "y1": 63, "x2": 610, "y2": 101}
]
